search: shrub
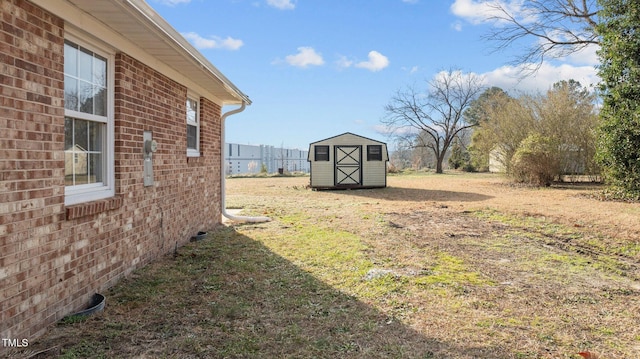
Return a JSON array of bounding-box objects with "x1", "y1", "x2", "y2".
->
[{"x1": 510, "y1": 134, "x2": 561, "y2": 186}]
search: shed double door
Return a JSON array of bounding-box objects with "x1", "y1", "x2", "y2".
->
[{"x1": 334, "y1": 145, "x2": 362, "y2": 187}]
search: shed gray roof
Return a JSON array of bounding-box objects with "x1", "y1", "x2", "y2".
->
[{"x1": 309, "y1": 132, "x2": 387, "y2": 146}]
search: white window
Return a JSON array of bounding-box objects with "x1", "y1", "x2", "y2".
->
[
  {"x1": 64, "y1": 36, "x2": 114, "y2": 205},
  {"x1": 367, "y1": 145, "x2": 383, "y2": 161},
  {"x1": 314, "y1": 146, "x2": 329, "y2": 161},
  {"x1": 186, "y1": 95, "x2": 200, "y2": 156}
]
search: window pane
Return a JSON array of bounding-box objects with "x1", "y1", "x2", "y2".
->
[
  {"x1": 89, "y1": 153, "x2": 103, "y2": 183},
  {"x1": 367, "y1": 145, "x2": 382, "y2": 161},
  {"x1": 93, "y1": 54, "x2": 106, "y2": 86},
  {"x1": 94, "y1": 85, "x2": 107, "y2": 116},
  {"x1": 64, "y1": 118, "x2": 73, "y2": 150},
  {"x1": 187, "y1": 124, "x2": 197, "y2": 149},
  {"x1": 78, "y1": 46, "x2": 93, "y2": 82},
  {"x1": 79, "y1": 80, "x2": 93, "y2": 114},
  {"x1": 88, "y1": 121, "x2": 102, "y2": 151},
  {"x1": 64, "y1": 76, "x2": 78, "y2": 111},
  {"x1": 64, "y1": 151, "x2": 74, "y2": 185},
  {"x1": 74, "y1": 149, "x2": 88, "y2": 185},
  {"x1": 74, "y1": 119, "x2": 88, "y2": 150},
  {"x1": 64, "y1": 42, "x2": 77, "y2": 77},
  {"x1": 186, "y1": 98, "x2": 197, "y2": 124},
  {"x1": 315, "y1": 146, "x2": 329, "y2": 161},
  {"x1": 93, "y1": 55, "x2": 107, "y2": 116}
]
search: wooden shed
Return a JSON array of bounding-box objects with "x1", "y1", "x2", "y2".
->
[{"x1": 308, "y1": 132, "x2": 389, "y2": 189}]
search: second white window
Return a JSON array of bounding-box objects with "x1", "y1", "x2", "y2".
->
[{"x1": 186, "y1": 96, "x2": 199, "y2": 156}]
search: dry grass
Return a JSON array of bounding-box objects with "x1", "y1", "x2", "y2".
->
[{"x1": 14, "y1": 172, "x2": 640, "y2": 358}]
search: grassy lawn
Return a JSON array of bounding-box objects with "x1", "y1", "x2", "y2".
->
[{"x1": 15, "y1": 173, "x2": 640, "y2": 358}]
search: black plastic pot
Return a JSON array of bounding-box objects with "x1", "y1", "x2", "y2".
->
[{"x1": 72, "y1": 293, "x2": 105, "y2": 317}]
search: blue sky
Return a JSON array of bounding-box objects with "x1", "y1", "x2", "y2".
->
[{"x1": 149, "y1": 0, "x2": 600, "y2": 150}]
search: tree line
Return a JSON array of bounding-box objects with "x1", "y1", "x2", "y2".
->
[{"x1": 383, "y1": 0, "x2": 640, "y2": 199}]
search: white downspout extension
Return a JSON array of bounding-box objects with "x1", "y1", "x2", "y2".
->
[{"x1": 220, "y1": 102, "x2": 271, "y2": 223}]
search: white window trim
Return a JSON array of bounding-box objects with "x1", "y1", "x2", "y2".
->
[
  {"x1": 64, "y1": 32, "x2": 115, "y2": 206},
  {"x1": 186, "y1": 94, "x2": 200, "y2": 157}
]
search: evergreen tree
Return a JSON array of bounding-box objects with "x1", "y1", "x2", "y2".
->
[
  {"x1": 448, "y1": 138, "x2": 470, "y2": 170},
  {"x1": 596, "y1": 0, "x2": 640, "y2": 197}
]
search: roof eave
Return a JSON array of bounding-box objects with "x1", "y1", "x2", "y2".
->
[
  {"x1": 123, "y1": 0, "x2": 251, "y2": 105},
  {"x1": 30, "y1": 0, "x2": 251, "y2": 106}
]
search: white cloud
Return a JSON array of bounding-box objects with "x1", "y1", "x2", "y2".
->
[
  {"x1": 564, "y1": 45, "x2": 599, "y2": 66},
  {"x1": 535, "y1": 36, "x2": 600, "y2": 67},
  {"x1": 267, "y1": 0, "x2": 295, "y2": 10},
  {"x1": 450, "y1": 0, "x2": 535, "y2": 25},
  {"x1": 181, "y1": 32, "x2": 244, "y2": 50},
  {"x1": 401, "y1": 65, "x2": 419, "y2": 74},
  {"x1": 355, "y1": 51, "x2": 390, "y2": 72},
  {"x1": 402, "y1": 0, "x2": 419, "y2": 4},
  {"x1": 336, "y1": 55, "x2": 354, "y2": 69},
  {"x1": 285, "y1": 47, "x2": 324, "y2": 68},
  {"x1": 480, "y1": 62, "x2": 599, "y2": 94}
]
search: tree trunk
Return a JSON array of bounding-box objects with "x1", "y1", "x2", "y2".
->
[{"x1": 435, "y1": 154, "x2": 444, "y2": 174}]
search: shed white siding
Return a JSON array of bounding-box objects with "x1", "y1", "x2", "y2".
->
[{"x1": 308, "y1": 133, "x2": 388, "y2": 189}]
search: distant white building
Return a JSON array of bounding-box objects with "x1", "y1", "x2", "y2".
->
[{"x1": 225, "y1": 143, "x2": 310, "y2": 175}]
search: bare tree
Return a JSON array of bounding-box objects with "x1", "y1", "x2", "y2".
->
[
  {"x1": 388, "y1": 140, "x2": 413, "y2": 171},
  {"x1": 382, "y1": 70, "x2": 485, "y2": 173},
  {"x1": 484, "y1": 0, "x2": 600, "y2": 69}
]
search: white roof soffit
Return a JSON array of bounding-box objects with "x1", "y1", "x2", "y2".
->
[{"x1": 34, "y1": 0, "x2": 251, "y2": 105}]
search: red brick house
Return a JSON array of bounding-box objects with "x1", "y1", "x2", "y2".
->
[{"x1": 0, "y1": 0, "x2": 251, "y2": 343}]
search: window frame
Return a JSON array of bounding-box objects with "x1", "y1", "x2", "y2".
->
[
  {"x1": 186, "y1": 94, "x2": 200, "y2": 157},
  {"x1": 63, "y1": 33, "x2": 115, "y2": 206},
  {"x1": 314, "y1": 145, "x2": 330, "y2": 161},
  {"x1": 367, "y1": 145, "x2": 383, "y2": 161}
]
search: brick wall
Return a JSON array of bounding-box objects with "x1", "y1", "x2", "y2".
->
[{"x1": 0, "y1": 0, "x2": 223, "y2": 343}]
